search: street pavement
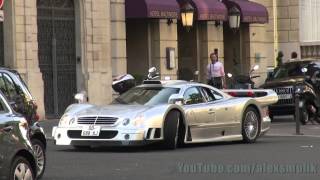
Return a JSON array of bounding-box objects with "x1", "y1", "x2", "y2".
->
[{"x1": 39, "y1": 117, "x2": 320, "y2": 180}]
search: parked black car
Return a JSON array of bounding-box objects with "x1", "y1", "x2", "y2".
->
[
  {"x1": 261, "y1": 59, "x2": 320, "y2": 124},
  {"x1": 0, "y1": 68, "x2": 46, "y2": 178},
  {"x1": 0, "y1": 91, "x2": 37, "y2": 180}
]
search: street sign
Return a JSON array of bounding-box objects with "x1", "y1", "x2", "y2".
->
[
  {"x1": 0, "y1": 0, "x2": 4, "y2": 9},
  {"x1": 0, "y1": 10, "x2": 3, "y2": 22}
]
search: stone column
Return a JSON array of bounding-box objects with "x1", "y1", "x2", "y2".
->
[
  {"x1": 3, "y1": 0, "x2": 45, "y2": 119},
  {"x1": 82, "y1": 0, "x2": 112, "y2": 105},
  {"x1": 150, "y1": 19, "x2": 178, "y2": 80},
  {"x1": 199, "y1": 22, "x2": 224, "y2": 83},
  {"x1": 111, "y1": 0, "x2": 127, "y2": 77}
]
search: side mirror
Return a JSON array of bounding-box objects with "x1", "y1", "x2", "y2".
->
[
  {"x1": 168, "y1": 94, "x2": 184, "y2": 105},
  {"x1": 75, "y1": 91, "x2": 87, "y2": 103}
]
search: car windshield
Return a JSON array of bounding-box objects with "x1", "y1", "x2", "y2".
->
[
  {"x1": 271, "y1": 61, "x2": 310, "y2": 79},
  {"x1": 113, "y1": 87, "x2": 180, "y2": 105}
]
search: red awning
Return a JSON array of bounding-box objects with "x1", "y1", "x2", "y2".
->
[
  {"x1": 223, "y1": 0, "x2": 268, "y2": 23},
  {"x1": 191, "y1": 0, "x2": 228, "y2": 21},
  {"x1": 125, "y1": 0, "x2": 180, "y2": 19}
]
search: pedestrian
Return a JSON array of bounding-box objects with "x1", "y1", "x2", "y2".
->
[
  {"x1": 276, "y1": 51, "x2": 284, "y2": 66},
  {"x1": 207, "y1": 53, "x2": 226, "y2": 89},
  {"x1": 290, "y1": 51, "x2": 298, "y2": 61}
]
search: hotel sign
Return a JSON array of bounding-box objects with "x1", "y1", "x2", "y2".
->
[{"x1": 149, "y1": 10, "x2": 178, "y2": 19}]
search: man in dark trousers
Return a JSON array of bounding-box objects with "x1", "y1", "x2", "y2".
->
[{"x1": 207, "y1": 53, "x2": 225, "y2": 89}]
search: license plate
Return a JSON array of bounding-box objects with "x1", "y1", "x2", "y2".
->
[
  {"x1": 278, "y1": 94, "x2": 292, "y2": 100},
  {"x1": 81, "y1": 126, "x2": 101, "y2": 137}
]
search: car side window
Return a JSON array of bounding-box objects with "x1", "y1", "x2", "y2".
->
[
  {"x1": 183, "y1": 87, "x2": 205, "y2": 105},
  {"x1": 0, "y1": 96, "x2": 9, "y2": 113},
  {"x1": 2, "y1": 74, "x2": 19, "y2": 101},
  {"x1": 200, "y1": 87, "x2": 215, "y2": 102},
  {"x1": 211, "y1": 89, "x2": 223, "y2": 100},
  {"x1": 0, "y1": 73, "x2": 8, "y2": 98}
]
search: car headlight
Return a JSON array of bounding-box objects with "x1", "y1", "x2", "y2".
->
[
  {"x1": 132, "y1": 114, "x2": 145, "y2": 128},
  {"x1": 295, "y1": 86, "x2": 305, "y2": 93},
  {"x1": 59, "y1": 115, "x2": 75, "y2": 127}
]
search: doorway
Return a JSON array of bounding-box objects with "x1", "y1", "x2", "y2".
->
[{"x1": 37, "y1": 0, "x2": 77, "y2": 117}]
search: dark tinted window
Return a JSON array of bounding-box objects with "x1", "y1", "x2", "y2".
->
[
  {"x1": 1, "y1": 74, "x2": 19, "y2": 100},
  {"x1": 114, "y1": 87, "x2": 180, "y2": 105},
  {"x1": 0, "y1": 96, "x2": 9, "y2": 113},
  {"x1": 183, "y1": 87, "x2": 205, "y2": 105}
]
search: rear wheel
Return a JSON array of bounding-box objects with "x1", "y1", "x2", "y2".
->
[
  {"x1": 10, "y1": 156, "x2": 35, "y2": 180},
  {"x1": 242, "y1": 107, "x2": 260, "y2": 143},
  {"x1": 162, "y1": 111, "x2": 180, "y2": 149},
  {"x1": 31, "y1": 139, "x2": 46, "y2": 179}
]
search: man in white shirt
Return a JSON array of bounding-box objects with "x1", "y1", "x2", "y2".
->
[{"x1": 207, "y1": 53, "x2": 226, "y2": 89}]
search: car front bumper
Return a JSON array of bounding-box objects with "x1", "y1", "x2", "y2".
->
[{"x1": 52, "y1": 126, "x2": 161, "y2": 146}]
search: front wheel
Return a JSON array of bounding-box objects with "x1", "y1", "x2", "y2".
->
[
  {"x1": 10, "y1": 156, "x2": 35, "y2": 180},
  {"x1": 162, "y1": 111, "x2": 180, "y2": 149},
  {"x1": 242, "y1": 107, "x2": 260, "y2": 143},
  {"x1": 31, "y1": 139, "x2": 46, "y2": 179}
]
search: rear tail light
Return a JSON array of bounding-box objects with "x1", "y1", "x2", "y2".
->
[{"x1": 228, "y1": 92, "x2": 237, "y2": 97}]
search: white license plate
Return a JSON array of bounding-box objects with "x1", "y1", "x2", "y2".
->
[
  {"x1": 278, "y1": 94, "x2": 292, "y2": 100},
  {"x1": 81, "y1": 126, "x2": 101, "y2": 137}
]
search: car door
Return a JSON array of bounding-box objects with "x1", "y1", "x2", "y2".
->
[
  {"x1": 0, "y1": 94, "x2": 13, "y2": 172},
  {"x1": 207, "y1": 88, "x2": 240, "y2": 136},
  {"x1": 183, "y1": 86, "x2": 220, "y2": 140}
]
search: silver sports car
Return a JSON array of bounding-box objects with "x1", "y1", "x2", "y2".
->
[{"x1": 52, "y1": 80, "x2": 278, "y2": 149}]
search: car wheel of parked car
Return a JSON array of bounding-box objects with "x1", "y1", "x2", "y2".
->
[
  {"x1": 31, "y1": 139, "x2": 46, "y2": 179},
  {"x1": 163, "y1": 111, "x2": 180, "y2": 149},
  {"x1": 242, "y1": 107, "x2": 260, "y2": 143},
  {"x1": 299, "y1": 105, "x2": 309, "y2": 125},
  {"x1": 10, "y1": 156, "x2": 35, "y2": 180}
]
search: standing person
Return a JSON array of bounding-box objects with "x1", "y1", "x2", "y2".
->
[
  {"x1": 290, "y1": 51, "x2": 298, "y2": 61},
  {"x1": 207, "y1": 53, "x2": 226, "y2": 89},
  {"x1": 276, "y1": 51, "x2": 284, "y2": 67}
]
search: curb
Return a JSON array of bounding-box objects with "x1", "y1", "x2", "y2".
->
[{"x1": 266, "y1": 134, "x2": 320, "y2": 138}]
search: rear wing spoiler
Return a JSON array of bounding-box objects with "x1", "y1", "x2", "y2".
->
[{"x1": 223, "y1": 89, "x2": 279, "y2": 106}]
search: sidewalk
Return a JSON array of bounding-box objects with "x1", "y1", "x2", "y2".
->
[{"x1": 38, "y1": 117, "x2": 320, "y2": 140}]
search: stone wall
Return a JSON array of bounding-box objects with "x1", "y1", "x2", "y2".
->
[
  {"x1": 111, "y1": 0, "x2": 127, "y2": 77},
  {"x1": 82, "y1": 0, "x2": 112, "y2": 105},
  {"x1": 3, "y1": 0, "x2": 45, "y2": 119}
]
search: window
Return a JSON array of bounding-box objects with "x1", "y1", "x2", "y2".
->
[
  {"x1": 211, "y1": 89, "x2": 223, "y2": 100},
  {"x1": 183, "y1": 87, "x2": 205, "y2": 105},
  {"x1": 300, "y1": 0, "x2": 320, "y2": 43},
  {"x1": 2, "y1": 74, "x2": 19, "y2": 101},
  {"x1": 0, "y1": 96, "x2": 9, "y2": 113},
  {"x1": 200, "y1": 87, "x2": 215, "y2": 102}
]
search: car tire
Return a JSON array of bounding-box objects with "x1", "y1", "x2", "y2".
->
[
  {"x1": 10, "y1": 156, "x2": 35, "y2": 180},
  {"x1": 299, "y1": 105, "x2": 309, "y2": 125},
  {"x1": 31, "y1": 139, "x2": 46, "y2": 179},
  {"x1": 242, "y1": 107, "x2": 261, "y2": 143},
  {"x1": 162, "y1": 110, "x2": 180, "y2": 150}
]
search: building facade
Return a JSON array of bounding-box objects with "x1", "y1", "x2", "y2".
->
[{"x1": 0, "y1": 0, "x2": 315, "y2": 118}]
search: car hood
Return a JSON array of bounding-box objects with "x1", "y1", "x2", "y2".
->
[
  {"x1": 260, "y1": 77, "x2": 305, "y2": 88},
  {"x1": 74, "y1": 104, "x2": 152, "y2": 118}
]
